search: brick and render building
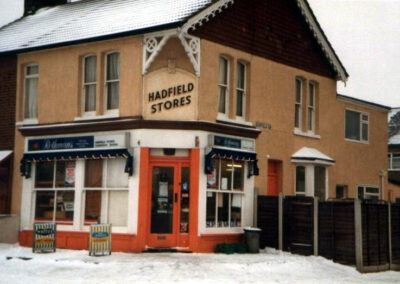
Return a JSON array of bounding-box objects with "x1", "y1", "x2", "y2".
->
[{"x1": 0, "y1": 0, "x2": 392, "y2": 252}]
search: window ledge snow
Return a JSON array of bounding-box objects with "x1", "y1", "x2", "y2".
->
[
  {"x1": 16, "y1": 119, "x2": 39, "y2": 126},
  {"x1": 74, "y1": 113, "x2": 119, "y2": 122},
  {"x1": 344, "y1": 138, "x2": 369, "y2": 145},
  {"x1": 217, "y1": 114, "x2": 253, "y2": 127},
  {"x1": 293, "y1": 129, "x2": 321, "y2": 139}
]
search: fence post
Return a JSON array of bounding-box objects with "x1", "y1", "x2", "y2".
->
[
  {"x1": 354, "y1": 198, "x2": 364, "y2": 273},
  {"x1": 278, "y1": 193, "x2": 284, "y2": 251},
  {"x1": 388, "y1": 202, "x2": 393, "y2": 270},
  {"x1": 314, "y1": 196, "x2": 319, "y2": 256}
]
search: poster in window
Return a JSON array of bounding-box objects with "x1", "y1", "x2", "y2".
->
[
  {"x1": 207, "y1": 168, "x2": 217, "y2": 188},
  {"x1": 65, "y1": 162, "x2": 76, "y2": 187},
  {"x1": 158, "y1": 182, "x2": 168, "y2": 197}
]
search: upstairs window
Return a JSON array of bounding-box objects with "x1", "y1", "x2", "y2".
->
[
  {"x1": 345, "y1": 109, "x2": 369, "y2": 142},
  {"x1": 236, "y1": 62, "x2": 246, "y2": 118},
  {"x1": 308, "y1": 82, "x2": 316, "y2": 132},
  {"x1": 83, "y1": 55, "x2": 97, "y2": 114},
  {"x1": 105, "y1": 52, "x2": 120, "y2": 112},
  {"x1": 24, "y1": 64, "x2": 39, "y2": 120},
  {"x1": 294, "y1": 78, "x2": 302, "y2": 129},
  {"x1": 218, "y1": 57, "x2": 229, "y2": 115}
]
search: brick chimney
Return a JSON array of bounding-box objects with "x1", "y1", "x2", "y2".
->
[{"x1": 24, "y1": 0, "x2": 68, "y2": 15}]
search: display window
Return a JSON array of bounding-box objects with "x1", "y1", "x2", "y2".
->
[
  {"x1": 84, "y1": 158, "x2": 128, "y2": 227},
  {"x1": 34, "y1": 161, "x2": 76, "y2": 225},
  {"x1": 206, "y1": 157, "x2": 244, "y2": 228}
]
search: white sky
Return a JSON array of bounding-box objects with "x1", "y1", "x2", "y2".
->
[{"x1": 0, "y1": 0, "x2": 398, "y2": 107}]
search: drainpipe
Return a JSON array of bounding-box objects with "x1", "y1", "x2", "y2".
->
[{"x1": 379, "y1": 170, "x2": 386, "y2": 200}]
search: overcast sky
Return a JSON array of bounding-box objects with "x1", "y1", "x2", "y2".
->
[{"x1": 0, "y1": 0, "x2": 399, "y2": 108}]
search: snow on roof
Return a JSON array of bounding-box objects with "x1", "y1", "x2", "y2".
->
[
  {"x1": 389, "y1": 134, "x2": 400, "y2": 145},
  {"x1": 0, "y1": 151, "x2": 12, "y2": 162},
  {"x1": 292, "y1": 147, "x2": 334, "y2": 163},
  {"x1": 0, "y1": 0, "x2": 212, "y2": 53}
]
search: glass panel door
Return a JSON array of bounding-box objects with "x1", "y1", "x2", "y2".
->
[
  {"x1": 180, "y1": 167, "x2": 190, "y2": 233},
  {"x1": 150, "y1": 167, "x2": 174, "y2": 234}
]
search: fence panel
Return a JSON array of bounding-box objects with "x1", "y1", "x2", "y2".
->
[
  {"x1": 318, "y1": 201, "x2": 355, "y2": 265},
  {"x1": 257, "y1": 196, "x2": 279, "y2": 249},
  {"x1": 362, "y1": 202, "x2": 389, "y2": 271},
  {"x1": 391, "y1": 204, "x2": 400, "y2": 269},
  {"x1": 283, "y1": 196, "x2": 314, "y2": 255}
]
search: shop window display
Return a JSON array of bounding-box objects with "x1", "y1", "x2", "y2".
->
[{"x1": 206, "y1": 158, "x2": 244, "y2": 228}]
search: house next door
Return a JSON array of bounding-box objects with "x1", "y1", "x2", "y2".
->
[{"x1": 147, "y1": 160, "x2": 190, "y2": 248}]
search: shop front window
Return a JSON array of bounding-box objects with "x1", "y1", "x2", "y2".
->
[
  {"x1": 34, "y1": 161, "x2": 76, "y2": 225},
  {"x1": 84, "y1": 158, "x2": 128, "y2": 226},
  {"x1": 206, "y1": 157, "x2": 244, "y2": 228}
]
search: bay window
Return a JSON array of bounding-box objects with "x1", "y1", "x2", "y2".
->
[
  {"x1": 24, "y1": 64, "x2": 39, "y2": 120},
  {"x1": 218, "y1": 56, "x2": 229, "y2": 115},
  {"x1": 206, "y1": 157, "x2": 244, "y2": 228},
  {"x1": 105, "y1": 52, "x2": 120, "y2": 112},
  {"x1": 345, "y1": 109, "x2": 369, "y2": 142},
  {"x1": 84, "y1": 158, "x2": 128, "y2": 226},
  {"x1": 83, "y1": 55, "x2": 97, "y2": 114},
  {"x1": 236, "y1": 62, "x2": 246, "y2": 118},
  {"x1": 34, "y1": 161, "x2": 76, "y2": 225}
]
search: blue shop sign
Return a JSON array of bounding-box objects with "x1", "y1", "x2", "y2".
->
[
  {"x1": 214, "y1": 136, "x2": 241, "y2": 149},
  {"x1": 28, "y1": 136, "x2": 94, "y2": 152}
]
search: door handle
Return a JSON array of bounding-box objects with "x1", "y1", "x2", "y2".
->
[{"x1": 174, "y1": 193, "x2": 178, "y2": 203}]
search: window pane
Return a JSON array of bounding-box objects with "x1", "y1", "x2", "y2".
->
[
  {"x1": 309, "y1": 84, "x2": 314, "y2": 106},
  {"x1": 27, "y1": 65, "x2": 38, "y2": 75},
  {"x1": 84, "y1": 56, "x2": 96, "y2": 83},
  {"x1": 85, "y1": 84, "x2": 96, "y2": 112},
  {"x1": 85, "y1": 190, "x2": 101, "y2": 224},
  {"x1": 220, "y1": 159, "x2": 232, "y2": 190},
  {"x1": 107, "y1": 81, "x2": 119, "y2": 110},
  {"x1": 236, "y1": 90, "x2": 243, "y2": 116},
  {"x1": 85, "y1": 159, "x2": 103, "y2": 188},
  {"x1": 345, "y1": 110, "x2": 360, "y2": 140},
  {"x1": 295, "y1": 79, "x2": 302, "y2": 103},
  {"x1": 108, "y1": 190, "x2": 128, "y2": 226},
  {"x1": 106, "y1": 158, "x2": 129, "y2": 188},
  {"x1": 35, "y1": 191, "x2": 54, "y2": 219},
  {"x1": 230, "y1": 194, "x2": 241, "y2": 227},
  {"x1": 24, "y1": 77, "x2": 38, "y2": 119},
  {"x1": 296, "y1": 166, "x2": 305, "y2": 193},
  {"x1": 35, "y1": 161, "x2": 54, "y2": 188},
  {"x1": 295, "y1": 104, "x2": 300, "y2": 128},
  {"x1": 336, "y1": 185, "x2": 347, "y2": 199},
  {"x1": 218, "y1": 86, "x2": 226, "y2": 113},
  {"x1": 55, "y1": 161, "x2": 76, "y2": 188},
  {"x1": 180, "y1": 167, "x2": 190, "y2": 233},
  {"x1": 217, "y1": 192, "x2": 229, "y2": 227},
  {"x1": 237, "y1": 63, "x2": 245, "y2": 89},
  {"x1": 308, "y1": 108, "x2": 314, "y2": 131},
  {"x1": 219, "y1": 57, "x2": 228, "y2": 84},
  {"x1": 55, "y1": 190, "x2": 74, "y2": 224},
  {"x1": 358, "y1": 186, "x2": 364, "y2": 199},
  {"x1": 233, "y1": 160, "x2": 244, "y2": 191},
  {"x1": 366, "y1": 187, "x2": 379, "y2": 194},
  {"x1": 362, "y1": 122, "x2": 368, "y2": 141},
  {"x1": 207, "y1": 158, "x2": 219, "y2": 189},
  {"x1": 106, "y1": 53, "x2": 119, "y2": 80},
  {"x1": 206, "y1": 192, "x2": 216, "y2": 227},
  {"x1": 393, "y1": 153, "x2": 400, "y2": 169}
]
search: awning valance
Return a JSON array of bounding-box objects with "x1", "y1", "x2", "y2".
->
[
  {"x1": 20, "y1": 149, "x2": 133, "y2": 178},
  {"x1": 205, "y1": 148, "x2": 259, "y2": 177}
]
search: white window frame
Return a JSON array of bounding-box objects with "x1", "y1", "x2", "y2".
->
[
  {"x1": 217, "y1": 56, "x2": 229, "y2": 119},
  {"x1": 294, "y1": 78, "x2": 303, "y2": 130},
  {"x1": 104, "y1": 51, "x2": 120, "y2": 116},
  {"x1": 357, "y1": 185, "x2": 380, "y2": 200},
  {"x1": 23, "y1": 63, "x2": 39, "y2": 123},
  {"x1": 206, "y1": 157, "x2": 245, "y2": 229},
  {"x1": 307, "y1": 82, "x2": 316, "y2": 133},
  {"x1": 82, "y1": 54, "x2": 97, "y2": 117},
  {"x1": 345, "y1": 108, "x2": 369, "y2": 143},
  {"x1": 294, "y1": 163, "x2": 328, "y2": 200},
  {"x1": 33, "y1": 160, "x2": 76, "y2": 228},
  {"x1": 83, "y1": 159, "x2": 129, "y2": 230},
  {"x1": 388, "y1": 152, "x2": 400, "y2": 170},
  {"x1": 236, "y1": 61, "x2": 247, "y2": 121}
]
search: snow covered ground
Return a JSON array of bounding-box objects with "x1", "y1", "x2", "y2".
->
[{"x1": 0, "y1": 244, "x2": 399, "y2": 283}]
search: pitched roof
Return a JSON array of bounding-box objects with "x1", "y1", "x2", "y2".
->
[{"x1": 0, "y1": 0, "x2": 213, "y2": 54}]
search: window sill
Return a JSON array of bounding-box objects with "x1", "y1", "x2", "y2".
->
[
  {"x1": 16, "y1": 119, "x2": 39, "y2": 126},
  {"x1": 293, "y1": 129, "x2": 321, "y2": 139},
  {"x1": 74, "y1": 113, "x2": 119, "y2": 122},
  {"x1": 217, "y1": 114, "x2": 253, "y2": 127},
  {"x1": 344, "y1": 138, "x2": 369, "y2": 145},
  {"x1": 202, "y1": 227, "x2": 245, "y2": 235}
]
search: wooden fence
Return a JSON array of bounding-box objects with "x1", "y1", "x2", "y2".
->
[{"x1": 257, "y1": 195, "x2": 400, "y2": 273}]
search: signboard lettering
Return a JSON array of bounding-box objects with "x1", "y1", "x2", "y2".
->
[
  {"x1": 148, "y1": 82, "x2": 194, "y2": 114},
  {"x1": 28, "y1": 136, "x2": 94, "y2": 152},
  {"x1": 214, "y1": 136, "x2": 241, "y2": 149}
]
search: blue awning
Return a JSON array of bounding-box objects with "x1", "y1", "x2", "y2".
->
[
  {"x1": 205, "y1": 148, "x2": 259, "y2": 177},
  {"x1": 20, "y1": 149, "x2": 133, "y2": 178}
]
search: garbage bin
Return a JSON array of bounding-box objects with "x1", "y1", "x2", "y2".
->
[{"x1": 243, "y1": 227, "x2": 261, "y2": 253}]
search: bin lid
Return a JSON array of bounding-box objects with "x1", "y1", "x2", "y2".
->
[{"x1": 243, "y1": 227, "x2": 261, "y2": 232}]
